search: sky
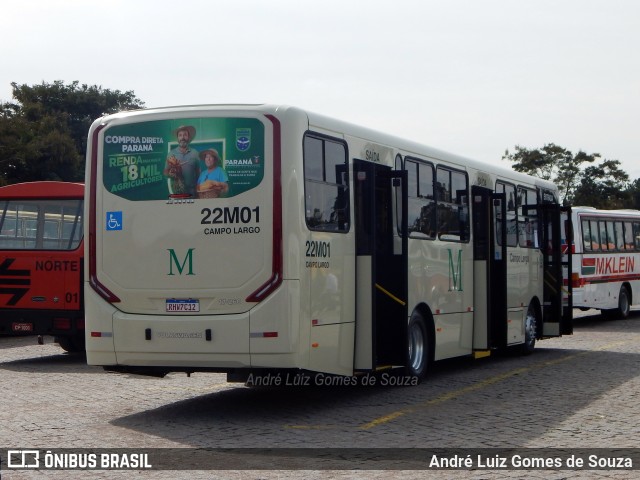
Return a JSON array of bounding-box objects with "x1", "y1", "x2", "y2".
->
[{"x1": 3, "y1": 0, "x2": 639, "y2": 180}]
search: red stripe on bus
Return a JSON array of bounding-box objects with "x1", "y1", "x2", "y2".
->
[
  {"x1": 89, "y1": 123, "x2": 120, "y2": 303},
  {"x1": 581, "y1": 273, "x2": 640, "y2": 284},
  {"x1": 246, "y1": 114, "x2": 283, "y2": 302}
]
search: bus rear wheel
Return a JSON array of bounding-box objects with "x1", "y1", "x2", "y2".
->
[
  {"x1": 407, "y1": 311, "x2": 429, "y2": 381},
  {"x1": 617, "y1": 286, "x2": 631, "y2": 319}
]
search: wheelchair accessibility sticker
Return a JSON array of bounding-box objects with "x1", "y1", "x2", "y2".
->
[{"x1": 106, "y1": 211, "x2": 123, "y2": 231}]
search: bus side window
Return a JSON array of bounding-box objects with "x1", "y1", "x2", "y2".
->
[
  {"x1": 303, "y1": 134, "x2": 349, "y2": 232},
  {"x1": 623, "y1": 221, "x2": 635, "y2": 250},
  {"x1": 436, "y1": 167, "x2": 469, "y2": 242},
  {"x1": 606, "y1": 220, "x2": 616, "y2": 250},
  {"x1": 495, "y1": 181, "x2": 516, "y2": 247},
  {"x1": 581, "y1": 219, "x2": 592, "y2": 251},
  {"x1": 597, "y1": 221, "x2": 609, "y2": 250},
  {"x1": 614, "y1": 221, "x2": 625, "y2": 250},
  {"x1": 634, "y1": 222, "x2": 640, "y2": 249},
  {"x1": 406, "y1": 158, "x2": 436, "y2": 239},
  {"x1": 517, "y1": 187, "x2": 537, "y2": 248},
  {"x1": 590, "y1": 220, "x2": 601, "y2": 251}
]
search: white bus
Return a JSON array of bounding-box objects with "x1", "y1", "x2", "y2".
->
[
  {"x1": 84, "y1": 105, "x2": 572, "y2": 382},
  {"x1": 570, "y1": 206, "x2": 640, "y2": 318}
]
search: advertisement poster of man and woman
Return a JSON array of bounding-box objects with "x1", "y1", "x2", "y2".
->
[{"x1": 102, "y1": 117, "x2": 265, "y2": 201}]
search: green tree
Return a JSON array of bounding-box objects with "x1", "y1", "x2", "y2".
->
[
  {"x1": 0, "y1": 80, "x2": 144, "y2": 185},
  {"x1": 572, "y1": 159, "x2": 631, "y2": 208},
  {"x1": 629, "y1": 178, "x2": 640, "y2": 209},
  {"x1": 502, "y1": 143, "x2": 599, "y2": 205}
]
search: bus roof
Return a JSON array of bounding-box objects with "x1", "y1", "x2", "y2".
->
[
  {"x1": 572, "y1": 206, "x2": 640, "y2": 216},
  {"x1": 0, "y1": 181, "x2": 84, "y2": 199}
]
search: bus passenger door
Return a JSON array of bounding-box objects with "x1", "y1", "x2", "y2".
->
[
  {"x1": 540, "y1": 204, "x2": 573, "y2": 336},
  {"x1": 353, "y1": 159, "x2": 408, "y2": 371},
  {"x1": 472, "y1": 186, "x2": 508, "y2": 349}
]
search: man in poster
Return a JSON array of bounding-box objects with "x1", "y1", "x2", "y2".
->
[{"x1": 164, "y1": 125, "x2": 200, "y2": 196}]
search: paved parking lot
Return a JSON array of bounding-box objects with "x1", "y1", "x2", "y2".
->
[{"x1": 0, "y1": 309, "x2": 639, "y2": 479}]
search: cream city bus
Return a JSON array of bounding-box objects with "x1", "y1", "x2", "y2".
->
[
  {"x1": 570, "y1": 206, "x2": 640, "y2": 318},
  {"x1": 84, "y1": 105, "x2": 572, "y2": 382}
]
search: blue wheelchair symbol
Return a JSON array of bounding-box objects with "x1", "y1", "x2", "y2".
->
[{"x1": 106, "y1": 211, "x2": 123, "y2": 231}]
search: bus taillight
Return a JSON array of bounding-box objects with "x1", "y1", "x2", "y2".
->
[{"x1": 53, "y1": 318, "x2": 72, "y2": 330}]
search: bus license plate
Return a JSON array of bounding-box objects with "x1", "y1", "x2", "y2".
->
[
  {"x1": 12, "y1": 322, "x2": 33, "y2": 332},
  {"x1": 166, "y1": 299, "x2": 200, "y2": 312}
]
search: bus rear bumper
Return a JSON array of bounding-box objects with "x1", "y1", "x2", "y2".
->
[{"x1": 85, "y1": 280, "x2": 303, "y2": 371}]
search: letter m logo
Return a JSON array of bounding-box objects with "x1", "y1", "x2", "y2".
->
[
  {"x1": 168, "y1": 248, "x2": 195, "y2": 275},
  {"x1": 448, "y1": 249, "x2": 463, "y2": 291}
]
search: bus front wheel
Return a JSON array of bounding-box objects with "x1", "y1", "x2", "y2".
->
[
  {"x1": 407, "y1": 311, "x2": 430, "y2": 381},
  {"x1": 56, "y1": 335, "x2": 85, "y2": 353},
  {"x1": 520, "y1": 304, "x2": 537, "y2": 355}
]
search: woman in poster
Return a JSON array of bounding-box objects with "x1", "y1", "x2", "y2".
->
[{"x1": 197, "y1": 149, "x2": 229, "y2": 198}]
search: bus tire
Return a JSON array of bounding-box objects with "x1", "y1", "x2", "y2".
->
[
  {"x1": 407, "y1": 311, "x2": 430, "y2": 381},
  {"x1": 617, "y1": 286, "x2": 631, "y2": 319},
  {"x1": 520, "y1": 304, "x2": 537, "y2": 355},
  {"x1": 56, "y1": 335, "x2": 85, "y2": 353}
]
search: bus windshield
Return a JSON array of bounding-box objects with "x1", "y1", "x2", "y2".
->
[{"x1": 0, "y1": 199, "x2": 84, "y2": 250}]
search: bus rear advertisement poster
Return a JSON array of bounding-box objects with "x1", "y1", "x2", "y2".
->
[{"x1": 102, "y1": 118, "x2": 264, "y2": 200}]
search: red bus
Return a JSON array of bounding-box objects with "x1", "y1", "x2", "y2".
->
[{"x1": 0, "y1": 181, "x2": 85, "y2": 352}]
